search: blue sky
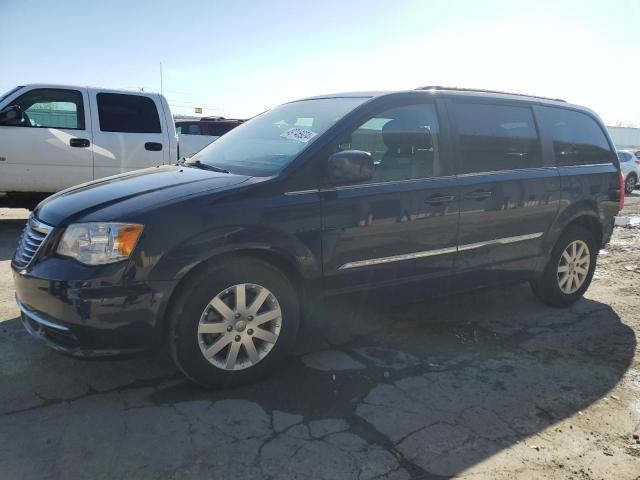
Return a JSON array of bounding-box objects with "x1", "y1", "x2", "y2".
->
[{"x1": 1, "y1": 0, "x2": 638, "y2": 124}]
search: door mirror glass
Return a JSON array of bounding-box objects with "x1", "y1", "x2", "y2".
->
[
  {"x1": 0, "y1": 105, "x2": 24, "y2": 126},
  {"x1": 328, "y1": 150, "x2": 374, "y2": 185}
]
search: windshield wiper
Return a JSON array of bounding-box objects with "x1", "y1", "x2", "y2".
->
[{"x1": 185, "y1": 160, "x2": 230, "y2": 174}]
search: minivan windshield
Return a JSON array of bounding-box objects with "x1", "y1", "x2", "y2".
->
[{"x1": 188, "y1": 97, "x2": 369, "y2": 176}]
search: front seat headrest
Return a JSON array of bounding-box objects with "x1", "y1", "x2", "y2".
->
[{"x1": 382, "y1": 119, "x2": 433, "y2": 150}]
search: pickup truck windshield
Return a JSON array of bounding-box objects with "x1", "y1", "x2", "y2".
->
[
  {"x1": 188, "y1": 97, "x2": 369, "y2": 176},
  {"x1": 0, "y1": 86, "x2": 23, "y2": 103}
]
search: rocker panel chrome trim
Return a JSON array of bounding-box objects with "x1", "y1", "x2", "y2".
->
[{"x1": 338, "y1": 232, "x2": 544, "y2": 270}]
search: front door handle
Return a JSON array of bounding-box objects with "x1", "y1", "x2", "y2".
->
[
  {"x1": 145, "y1": 142, "x2": 163, "y2": 151},
  {"x1": 69, "y1": 138, "x2": 90, "y2": 148},
  {"x1": 426, "y1": 194, "x2": 456, "y2": 205},
  {"x1": 465, "y1": 190, "x2": 492, "y2": 200}
]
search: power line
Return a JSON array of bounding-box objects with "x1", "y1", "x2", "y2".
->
[
  {"x1": 169, "y1": 103, "x2": 225, "y2": 110},
  {"x1": 168, "y1": 102, "x2": 226, "y2": 111}
]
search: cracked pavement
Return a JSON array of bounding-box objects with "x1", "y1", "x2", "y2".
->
[{"x1": 1, "y1": 199, "x2": 640, "y2": 479}]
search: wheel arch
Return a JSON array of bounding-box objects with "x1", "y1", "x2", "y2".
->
[
  {"x1": 154, "y1": 247, "x2": 311, "y2": 345},
  {"x1": 561, "y1": 214, "x2": 603, "y2": 247},
  {"x1": 536, "y1": 209, "x2": 604, "y2": 275}
]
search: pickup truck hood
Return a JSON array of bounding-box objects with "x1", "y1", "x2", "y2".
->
[{"x1": 35, "y1": 165, "x2": 250, "y2": 226}]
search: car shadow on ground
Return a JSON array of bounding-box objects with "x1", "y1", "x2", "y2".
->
[{"x1": 0, "y1": 283, "x2": 635, "y2": 478}]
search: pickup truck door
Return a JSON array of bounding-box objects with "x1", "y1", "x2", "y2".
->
[
  {"x1": 0, "y1": 86, "x2": 93, "y2": 193},
  {"x1": 89, "y1": 90, "x2": 168, "y2": 179}
]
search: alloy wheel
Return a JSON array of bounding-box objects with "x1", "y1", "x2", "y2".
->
[
  {"x1": 197, "y1": 283, "x2": 282, "y2": 370},
  {"x1": 557, "y1": 240, "x2": 590, "y2": 294},
  {"x1": 626, "y1": 176, "x2": 635, "y2": 194}
]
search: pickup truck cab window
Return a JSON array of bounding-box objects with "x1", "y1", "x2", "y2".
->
[
  {"x1": 208, "y1": 123, "x2": 235, "y2": 136},
  {"x1": 176, "y1": 123, "x2": 202, "y2": 135},
  {"x1": 97, "y1": 92, "x2": 162, "y2": 133},
  {"x1": 0, "y1": 88, "x2": 85, "y2": 130},
  {"x1": 189, "y1": 97, "x2": 368, "y2": 176},
  {"x1": 208, "y1": 123, "x2": 236, "y2": 137}
]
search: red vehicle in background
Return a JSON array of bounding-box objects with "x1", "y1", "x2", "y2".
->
[
  {"x1": 175, "y1": 116, "x2": 244, "y2": 136},
  {"x1": 175, "y1": 116, "x2": 244, "y2": 157}
]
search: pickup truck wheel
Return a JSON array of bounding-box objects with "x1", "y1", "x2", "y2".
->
[
  {"x1": 625, "y1": 173, "x2": 637, "y2": 194},
  {"x1": 530, "y1": 226, "x2": 597, "y2": 307},
  {"x1": 168, "y1": 258, "x2": 300, "y2": 388}
]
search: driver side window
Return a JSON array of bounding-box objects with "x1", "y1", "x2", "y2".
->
[
  {"x1": 2, "y1": 88, "x2": 85, "y2": 130},
  {"x1": 336, "y1": 103, "x2": 446, "y2": 183}
]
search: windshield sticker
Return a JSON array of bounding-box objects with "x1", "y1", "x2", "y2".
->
[{"x1": 280, "y1": 127, "x2": 317, "y2": 143}]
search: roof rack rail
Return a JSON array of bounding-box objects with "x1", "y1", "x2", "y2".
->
[{"x1": 416, "y1": 86, "x2": 566, "y2": 103}]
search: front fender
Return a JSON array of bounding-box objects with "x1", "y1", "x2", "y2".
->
[{"x1": 146, "y1": 223, "x2": 322, "y2": 283}]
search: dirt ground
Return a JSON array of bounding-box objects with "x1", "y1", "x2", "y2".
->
[{"x1": 0, "y1": 195, "x2": 639, "y2": 479}]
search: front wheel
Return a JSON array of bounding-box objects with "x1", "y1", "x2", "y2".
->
[
  {"x1": 530, "y1": 226, "x2": 597, "y2": 307},
  {"x1": 168, "y1": 258, "x2": 300, "y2": 388}
]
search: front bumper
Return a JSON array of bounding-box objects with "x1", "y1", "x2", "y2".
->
[
  {"x1": 13, "y1": 259, "x2": 176, "y2": 356},
  {"x1": 18, "y1": 300, "x2": 138, "y2": 357}
]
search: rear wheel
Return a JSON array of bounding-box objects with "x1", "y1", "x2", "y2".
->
[
  {"x1": 168, "y1": 258, "x2": 300, "y2": 388},
  {"x1": 625, "y1": 173, "x2": 637, "y2": 194},
  {"x1": 530, "y1": 226, "x2": 597, "y2": 307}
]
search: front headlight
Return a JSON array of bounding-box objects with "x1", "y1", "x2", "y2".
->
[{"x1": 57, "y1": 223, "x2": 143, "y2": 265}]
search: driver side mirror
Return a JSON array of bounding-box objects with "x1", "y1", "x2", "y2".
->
[
  {"x1": 0, "y1": 105, "x2": 24, "y2": 126},
  {"x1": 327, "y1": 150, "x2": 374, "y2": 185}
]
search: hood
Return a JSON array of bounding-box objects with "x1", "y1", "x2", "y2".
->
[{"x1": 35, "y1": 165, "x2": 250, "y2": 226}]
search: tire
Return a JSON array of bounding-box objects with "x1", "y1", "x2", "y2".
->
[
  {"x1": 530, "y1": 226, "x2": 597, "y2": 307},
  {"x1": 167, "y1": 258, "x2": 300, "y2": 388},
  {"x1": 625, "y1": 174, "x2": 637, "y2": 194}
]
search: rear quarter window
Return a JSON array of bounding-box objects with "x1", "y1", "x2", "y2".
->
[{"x1": 538, "y1": 106, "x2": 614, "y2": 166}]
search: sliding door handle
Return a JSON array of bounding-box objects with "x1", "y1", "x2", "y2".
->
[{"x1": 145, "y1": 142, "x2": 163, "y2": 151}]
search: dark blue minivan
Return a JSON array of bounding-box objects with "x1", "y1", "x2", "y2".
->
[{"x1": 12, "y1": 87, "x2": 623, "y2": 387}]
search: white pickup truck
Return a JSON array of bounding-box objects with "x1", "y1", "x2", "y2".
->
[{"x1": 0, "y1": 84, "x2": 179, "y2": 208}]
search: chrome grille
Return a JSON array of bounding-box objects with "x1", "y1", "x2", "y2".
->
[{"x1": 12, "y1": 216, "x2": 52, "y2": 269}]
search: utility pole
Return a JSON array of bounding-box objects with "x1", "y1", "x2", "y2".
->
[{"x1": 160, "y1": 61, "x2": 163, "y2": 95}]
